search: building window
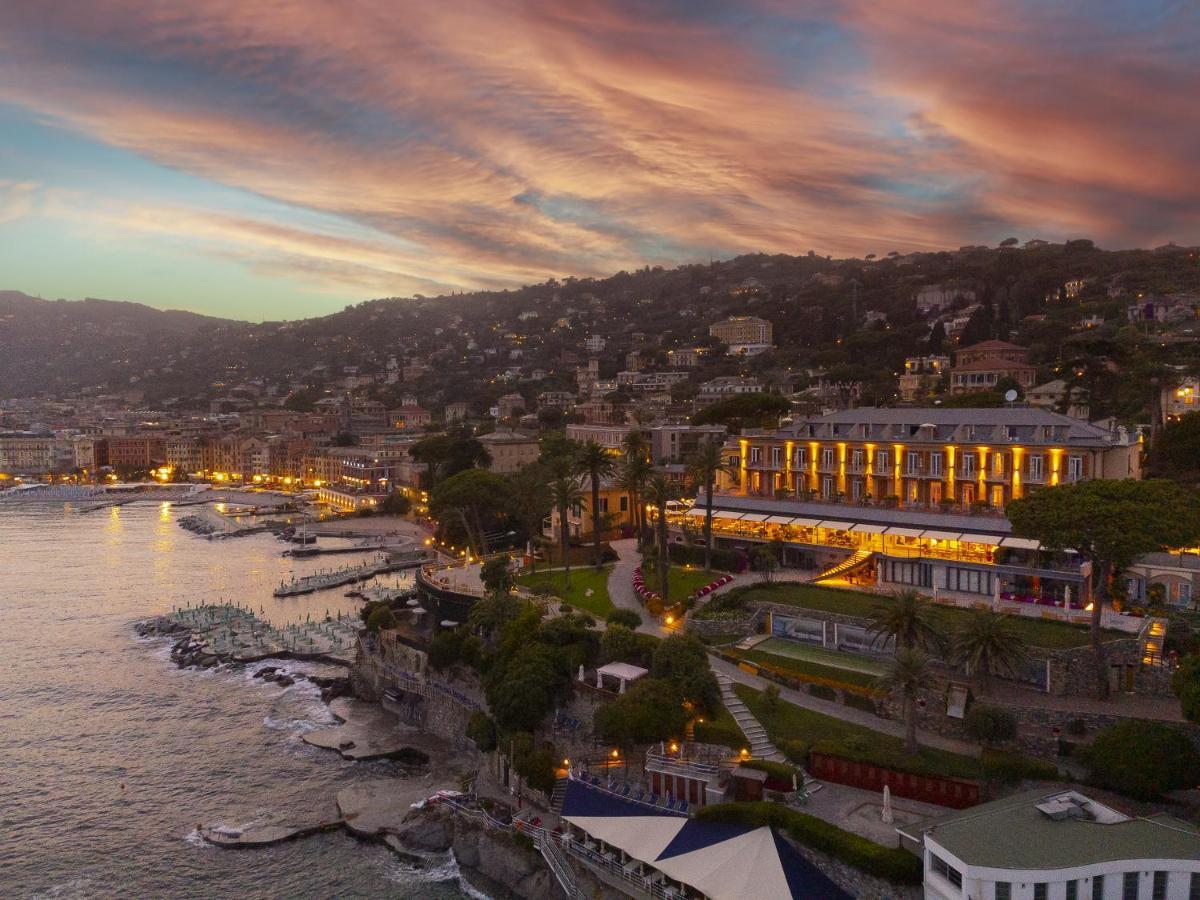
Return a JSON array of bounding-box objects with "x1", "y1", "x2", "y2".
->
[
  {"x1": 993, "y1": 453, "x2": 1005, "y2": 475},
  {"x1": 1067, "y1": 881, "x2": 1078, "y2": 900},
  {"x1": 906, "y1": 451, "x2": 920, "y2": 475},
  {"x1": 961, "y1": 452, "x2": 976, "y2": 476},
  {"x1": 1029, "y1": 454, "x2": 1044, "y2": 481},
  {"x1": 1068, "y1": 455, "x2": 1084, "y2": 482},
  {"x1": 876, "y1": 450, "x2": 890, "y2": 469},
  {"x1": 1190, "y1": 872, "x2": 1200, "y2": 900},
  {"x1": 947, "y1": 567, "x2": 994, "y2": 595},
  {"x1": 929, "y1": 854, "x2": 962, "y2": 890},
  {"x1": 794, "y1": 447, "x2": 808, "y2": 468},
  {"x1": 750, "y1": 447, "x2": 762, "y2": 464},
  {"x1": 852, "y1": 480, "x2": 864, "y2": 500},
  {"x1": 851, "y1": 449, "x2": 864, "y2": 469},
  {"x1": 619, "y1": 496, "x2": 628, "y2": 512},
  {"x1": 1124, "y1": 872, "x2": 1140, "y2": 900},
  {"x1": 1093, "y1": 875, "x2": 1105, "y2": 900},
  {"x1": 771, "y1": 446, "x2": 782, "y2": 467},
  {"x1": 821, "y1": 448, "x2": 835, "y2": 469},
  {"x1": 1035, "y1": 884, "x2": 1048, "y2": 900},
  {"x1": 822, "y1": 477, "x2": 834, "y2": 499},
  {"x1": 887, "y1": 560, "x2": 933, "y2": 588},
  {"x1": 1153, "y1": 872, "x2": 1168, "y2": 900},
  {"x1": 996, "y1": 884, "x2": 1011, "y2": 900},
  {"x1": 930, "y1": 452, "x2": 944, "y2": 476}
]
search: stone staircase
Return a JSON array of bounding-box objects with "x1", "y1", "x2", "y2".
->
[
  {"x1": 550, "y1": 776, "x2": 568, "y2": 813},
  {"x1": 716, "y1": 673, "x2": 786, "y2": 762},
  {"x1": 1142, "y1": 617, "x2": 1169, "y2": 666}
]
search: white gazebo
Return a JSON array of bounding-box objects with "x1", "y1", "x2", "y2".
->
[{"x1": 595, "y1": 662, "x2": 649, "y2": 694}]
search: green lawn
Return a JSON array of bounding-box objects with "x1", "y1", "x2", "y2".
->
[
  {"x1": 737, "y1": 639, "x2": 884, "y2": 689},
  {"x1": 517, "y1": 565, "x2": 614, "y2": 617},
  {"x1": 642, "y1": 565, "x2": 723, "y2": 601},
  {"x1": 734, "y1": 683, "x2": 1057, "y2": 783},
  {"x1": 734, "y1": 583, "x2": 1112, "y2": 650},
  {"x1": 735, "y1": 682, "x2": 983, "y2": 779},
  {"x1": 692, "y1": 702, "x2": 744, "y2": 750}
]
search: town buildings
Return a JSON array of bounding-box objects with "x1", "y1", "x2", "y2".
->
[
  {"x1": 477, "y1": 430, "x2": 540, "y2": 474},
  {"x1": 950, "y1": 340, "x2": 1038, "y2": 396},
  {"x1": 709, "y1": 316, "x2": 774, "y2": 355},
  {"x1": 899, "y1": 355, "x2": 950, "y2": 402}
]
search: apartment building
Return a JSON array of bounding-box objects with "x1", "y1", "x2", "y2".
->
[
  {"x1": 709, "y1": 316, "x2": 774, "y2": 355},
  {"x1": 950, "y1": 340, "x2": 1038, "y2": 395},
  {"x1": 899, "y1": 355, "x2": 950, "y2": 402}
]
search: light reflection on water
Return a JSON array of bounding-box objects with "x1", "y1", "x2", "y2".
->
[{"x1": 0, "y1": 502, "x2": 462, "y2": 899}]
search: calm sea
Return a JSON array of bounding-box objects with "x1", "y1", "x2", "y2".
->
[{"x1": 0, "y1": 501, "x2": 472, "y2": 899}]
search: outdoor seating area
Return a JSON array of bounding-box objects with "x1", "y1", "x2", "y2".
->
[{"x1": 573, "y1": 771, "x2": 691, "y2": 815}]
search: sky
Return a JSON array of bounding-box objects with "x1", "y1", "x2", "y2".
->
[{"x1": 0, "y1": 0, "x2": 1197, "y2": 321}]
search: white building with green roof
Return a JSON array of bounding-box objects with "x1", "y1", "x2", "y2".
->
[{"x1": 902, "y1": 789, "x2": 1200, "y2": 900}]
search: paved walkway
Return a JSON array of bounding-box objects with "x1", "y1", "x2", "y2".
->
[
  {"x1": 709, "y1": 655, "x2": 983, "y2": 759},
  {"x1": 606, "y1": 538, "x2": 669, "y2": 637}
]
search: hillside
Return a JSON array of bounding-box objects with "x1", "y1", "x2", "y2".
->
[
  {"x1": 2, "y1": 241, "x2": 1198, "y2": 417},
  {"x1": 0, "y1": 292, "x2": 242, "y2": 397}
]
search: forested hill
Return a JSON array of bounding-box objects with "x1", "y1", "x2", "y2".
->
[{"x1": 2, "y1": 240, "x2": 1198, "y2": 407}]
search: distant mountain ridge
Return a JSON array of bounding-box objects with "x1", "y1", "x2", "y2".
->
[{"x1": 2, "y1": 241, "x2": 1198, "y2": 404}]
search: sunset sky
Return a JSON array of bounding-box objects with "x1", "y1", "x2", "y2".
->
[{"x1": 0, "y1": 1, "x2": 1196, "y2": 320}]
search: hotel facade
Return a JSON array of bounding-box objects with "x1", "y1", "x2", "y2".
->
[{"x1": 677, "y1": 409, "x2": 1146, "y2": 611}]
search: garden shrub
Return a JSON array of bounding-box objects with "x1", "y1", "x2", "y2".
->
[
  {"x1": 963, "y1": 704, "x2": 1018, "y2": 746},
  {"x1": 808, "y1": 683, "x2": 837, "y2": 702},
  {"x1": 842, "y1": 692, "x2": 877, "y2": 715},
  {"x1": 1082, "y1": 720, "x2": 1200, "y2": 800},
  {"x1": 467, "y1": 711, "x2": 497, "y2": 752}
]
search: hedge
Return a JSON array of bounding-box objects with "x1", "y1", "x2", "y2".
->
[
  {"x1": 842, "y1": 692, "x2": 878, "y2": 715},
  {"x1": 668, "y1": 542, "x2": 744, "y2": 572},
  {"x1": 696, "y1": 802, "x2": 923, "y2": 884}
]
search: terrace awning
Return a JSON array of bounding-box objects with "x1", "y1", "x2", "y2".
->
[
  {"x1": 765, "y1": 515, "x2": 796, "y2": 525},
  {"x1": 961, "y1": 533, "x2": 1003, "y2": 545},
  {"x1": 713, "y1": 510, "x2": 745, "y2": 520},
  {"x1": 884, "y1": 526, "x2": 925, "y2": 538},
  {"x1": 738, "y1": 513, "x2": 770, "y2": 523},
  {"x1": 789, "y1": 517, "x2": 824, "y2": 528},
  {"x1": 1000, "y1": 536, "x2": 1042, "y2": 551},
  {"x1": 817, "y1": 520, "x2": 855, "y2": 531},
  {"x1": 920, "y1": 530, "x2": 963, "y2": 542},
  {"x1": 686, "y1": 507, "x2": 707, "y2": 518},
  {"x1": 849, "y1": 522, "x2": 888, "y2": 534}
]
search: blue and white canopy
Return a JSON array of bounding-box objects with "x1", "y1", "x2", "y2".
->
[{"x1": 561, "y1": 780, "x2": 850, "y2": 899}]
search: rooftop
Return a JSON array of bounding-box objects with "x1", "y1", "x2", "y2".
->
[{"x1": 910, "y1": 789, "x2": 1200, "y2": 870}]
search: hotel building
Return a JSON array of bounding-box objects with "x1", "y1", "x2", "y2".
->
[{"x1": 679, "y1": 409, "x2": 1143, "y2": 609}]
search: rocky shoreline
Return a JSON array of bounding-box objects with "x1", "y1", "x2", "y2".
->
[{"x1": 136, "y1": 616, "x2": 354, "y2": 702}]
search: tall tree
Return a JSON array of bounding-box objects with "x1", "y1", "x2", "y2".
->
[
  {"x1": 687, "y1": 441, "x2": 732, "y2": 572},
  {"x1": 949, "y1": 610, "x2": 1028, "y2": 690},
  {"x1": 577, "y1": 440, "x2": 616, "y2": 569},
  {"x1": 549, "y1": 474, "x2": 583, "y2": 589},
  {"x1": 1008, "y1": 479, "x2": 1200, "y2": 697},
  {"x1": 866, "y1": 589, "x2": 944, "y2": 655},
  {"x1": 644, "y1": 474, "x2": 675, "y2": 609},
  {"x1": 876, "y1": 648, "x2": 934, "y2": 754},
  {"x1": 506, "y1": 463, "x2": 554, "y2": 569},
  {"x1": 620, "y1": 430, "x2": 652, "y2": 548}
]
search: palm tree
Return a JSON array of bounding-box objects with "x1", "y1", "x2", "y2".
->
[
  {"x1": 577, "y1": 440, "x2": 616, "y2": 569},
  {"x1": 876, "y1": 648, "x2": 934, "y2": 754},
  {"x1": 686, "y1": 441, "x2": 732, "y2": 572},
  {"x1": 644, "y1": 474, "x2": 675, "y2": 609},
  {"x1": 866, "y1": 589, "x2": 945, "y2": 655},
  {"x1": 618, "y1": 451, "x2": 652, "y2": 549},
  {"x1": 549, "y1": 475, "x2": 583, "y2": 589},
  {"x1": 949, "y1": 610, "x2": 1028, "y2": 690},
  {"x1": 621, "y1": 430, "x2": 651, "y2": 546}
]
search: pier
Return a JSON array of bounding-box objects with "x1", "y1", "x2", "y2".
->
[{"x1": 274, "y1": 549, "x2": 430, "y2": 596}]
